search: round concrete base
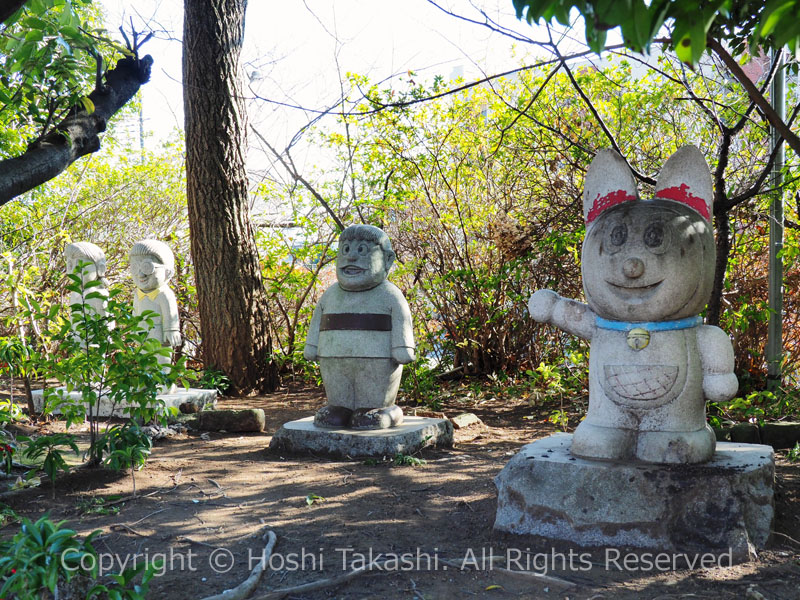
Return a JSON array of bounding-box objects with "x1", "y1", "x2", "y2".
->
[
  {"x1": 494, "y1": 433, "x2": 774, "y2": 563},
  {"x1": 268, "y1": 416, "x2": 453, "y2": 459}
]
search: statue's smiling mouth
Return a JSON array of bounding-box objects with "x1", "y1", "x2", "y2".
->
[
  {"x1": 606, "y1": 279, "x2": 664, "y2": 302},
  {"x1": 341, "y1": 266, "x2": 365, "y2": 275},
  {"x1": 606, "y1": 279, "x2": 664, "y2": 292}
]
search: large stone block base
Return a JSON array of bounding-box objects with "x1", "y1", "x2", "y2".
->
[
  {"x1": 31, "y1": 387, "x2": 217, "y2": 418},
  {"x1": 494, "y1": 433, "x2": 774, "y2": 562},
  {"x1": 269, "y1": 416, "x2": 453, "y2": 458}
]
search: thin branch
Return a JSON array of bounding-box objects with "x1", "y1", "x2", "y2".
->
[
  {"x1": 707, "y1": 38, "x2": 800, "y2": 156},
  {"x1": 250, "y1": 126, "x2": 345, "y2": 231},
  {"x1": 548, "y1": 26, "x2": 655, "y2": 185},
  {"x1": 251, "y1": 46, "x2": 631, "y2": 118},
  {"x1": 493, "y1": 63, "x2": 560, "y2": 154}
]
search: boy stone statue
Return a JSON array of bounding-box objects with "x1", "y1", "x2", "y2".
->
[
  {"x1": 304, "y1": 225, "x2": 415, "y2": 430},
  {"x1": 129, "y1": 240, "x2": 181, "y2": 369},
  {"x1": 65, "y1": 241, "x2": 110, "y2": 343}
]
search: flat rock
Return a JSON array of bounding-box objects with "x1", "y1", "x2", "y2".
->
[
  {"x1": 450, "y1": 412, "x2": 482, "y2": 429},
  {"x1": 729, "y1": 422, "x2": 761, "y2": 444},
  {"x1": 759, "y1": 422, "x2": 800, "y2": 449},
  {"x1": 494, "y1": 433, "x2": 774, "y2": 563},
  {"x1": 31, "y1": 387, "x2": 217, "y2": 418},
  {"x1": 198, "y1": 409, "x2": 265, "y2": 432},
  {"x1": 269, "y1": 416, "x2": 453, "y2": 458}
]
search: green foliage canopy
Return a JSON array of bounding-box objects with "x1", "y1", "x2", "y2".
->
[
  {"x1": 0, "y1": 0, "x2": 123, "y2": 158},
  {"x1": 512, "y1": 0, "x2": 800, "y2": 65}
]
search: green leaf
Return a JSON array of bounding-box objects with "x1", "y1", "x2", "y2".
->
[
  {"x1": 758, "y1": 0, "x2": 795, "y2": 38},
  {"x1": 80, "y1": 96, "x2": 95, "y2": 114}
]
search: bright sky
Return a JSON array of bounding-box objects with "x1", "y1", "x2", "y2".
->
[{"x1": 99, "y1": 0, "x2": 576, "y2": 158}]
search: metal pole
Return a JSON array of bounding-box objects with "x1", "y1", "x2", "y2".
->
[{"x1": 767, "y1": 48, "x2": 785, "y2": 389}]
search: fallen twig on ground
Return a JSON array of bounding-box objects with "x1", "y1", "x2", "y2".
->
[
  {"x1": 772, "y1": 531, "x2": 800, "y2": 547},
  {"x1": 438, "y1": 557, "x2": 576, "y2": 589},
  {"x1": 127, "y1": 508, "x2": 167, "y2": 526},
  {"x1": 200, "y1": 529, "x2": 277, "y2": 600},
  {"x1": 252, "y1": 558, "x2": 393, "y2": 599}
]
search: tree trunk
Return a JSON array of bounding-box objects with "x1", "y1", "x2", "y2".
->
[
  {"x1": 707, "y1": 210, "x2": 732, "y2": 327},
  {"x1": 183, "y1": 0, "x2": 278, "y2": 394}
]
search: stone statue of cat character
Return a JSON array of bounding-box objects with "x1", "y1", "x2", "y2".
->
[
  {"x1": 304, "y1": 224, "x2": 416, "y2": 430},
  {"x1": 528, "y1": 146, "x2": 738, "y2": 464}
]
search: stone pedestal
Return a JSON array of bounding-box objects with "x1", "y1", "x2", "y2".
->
[
  {"x1": 494, "y1": 433, "x2": 774, "y2": 562},
  {"x1": 269, "y1": 416, "x2": 453, "y2": 458},
  {"x1": 31, "y1": 387, "x2": 217, "y2": 418}
]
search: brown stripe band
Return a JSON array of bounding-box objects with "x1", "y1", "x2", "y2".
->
[{"x1": 320, "y1": 313, "x2": 392, "y2": 331}]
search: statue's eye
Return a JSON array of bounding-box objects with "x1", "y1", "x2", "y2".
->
[
  {"x1": 342, "y1": 243, "x2": 350, "y2": 254},
  {"x1": 644, "y1": 222, "x2": 669, "y2": 253},
  {"x1": 610, "y1": 224, "x2": 627, "y2": 246},
  {"x1": 357, "y1": 243, "x2": 368, "y2": 255}
]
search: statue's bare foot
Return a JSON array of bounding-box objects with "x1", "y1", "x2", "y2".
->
[
  {"x1": 314, "y1": 405, "x2": 353, "y2": 428},
  {"x1": 350, "y1": 405, "x2": 403, "y2": 430}
]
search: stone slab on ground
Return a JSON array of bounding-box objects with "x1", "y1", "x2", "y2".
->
[
  {"x1": 31, "y1": 387, "x2": 217, "y2": 418},
  {"x1": 198, "y1": 409, "x2": 265, "y2": 432},
  {"x1": 450, "y1": 412, "x2": 482, "y2": 430},
  {"x1": 494, "y1": 433, "x2": 774, "y2": 563},
  {"x1": 269, "y1": 416, "x2": 453, "y2": 458}
]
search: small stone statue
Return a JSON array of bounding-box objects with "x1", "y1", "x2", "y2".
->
[
  {"x1": 64, "y1": 242, "x2": 109, "y2": 339},
  {"x1": 304, "y1": 225, "x2": 416, "y2": 429},
  {"x1": 528, "y1": 146, "x2": 737, "y2": 464},
  {"x1": 129, "y1": 240, "x2": 181, "y2": 368}
]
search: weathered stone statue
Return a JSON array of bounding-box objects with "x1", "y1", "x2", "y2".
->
[
  {"x1": 528, "y1": 146, "x2": 737, "y2": 464},
  {"x1": 304, "y1": 225, "x2": 415, "y2": 430},
  {"x1": 129, "y1": 240, "x2": 181, "y2": 367},
  {"x1": 64, "y1": 242, "x2": 109, "y2": 340}
]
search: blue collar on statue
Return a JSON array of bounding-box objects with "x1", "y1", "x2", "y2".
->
[{"x1": 595, "y1": 315, "x2": 703, "y2": 332}]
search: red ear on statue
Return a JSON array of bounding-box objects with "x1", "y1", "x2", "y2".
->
[
  {"x1": 654, "y1": 145, "x2": 713, "y2": 221},
  {"x1": 583, "y1": 149, "x2": 639, "y2": 224}
]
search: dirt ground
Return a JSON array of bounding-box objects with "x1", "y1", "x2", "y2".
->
[{"x1": 1, "y1": 381, "x2": 799, "y2": 600}]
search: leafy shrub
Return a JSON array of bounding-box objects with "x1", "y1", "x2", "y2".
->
[
  {"x1": 0, "y1": 516, "x2": 157, "y2": 600},
  {"x1": 23, "y1": 267, "x2": 186, "y2": 465}
]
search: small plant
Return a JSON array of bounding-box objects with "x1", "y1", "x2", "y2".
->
[
  {"x1": 0, "y1": 396, "x2": 25, "y2": 427},
  {"x1": 548, "y1": 409, "x2": 570, "y2": 432},
  {"x1": 393, "y1": 453, "x2": 427, "y2": 467},
  {"x1": 787, "y1": 442, "x2": 800, "y2": 463},
  {"x1": 1, "y1": 442, "x2": 14, "y2": 475},
  {"x1": 0, "y1": 335, "x2": 36, "y2": 414},
  {"x1": 0, "y1": 503, "x2": 19, "y2": 527},
  {"x1": 96, "y1": 424, "x2": 152, "y2": 498},
  {"x1": 88, "y1": 560, "x2": 161, "y2": 600},
  {"x1": 0, "y1": 516, "x2": 101, "y2": 598},
  {"x1": 77, "y1": 496, "x2": 123, "y2": 516},
  {"x1": 23, "y1": 269, "x2": 187, "y2": 466},
  {"x1": 193, "y1": 367, "x2": 231, "y2": 393},
  {"x1": 402, "y1": 361, "x2": 444, "y2": 409},
  {"x1": 0, "y1": 515, "x2": 156, "y2": 599},
  {"x1": 305, "y1": 493, "x2": 325, "y2": 506},
  {"x1": 20, "y1": 433, "x2": 80, "y2": 498}
]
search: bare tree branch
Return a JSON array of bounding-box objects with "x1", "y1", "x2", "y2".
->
[
  {"x1": 250, "y1": 126, "x2": 345, "y2": 231},
  {"x1": 707, "y1": 38, "x2": 800, "y2": 156}
]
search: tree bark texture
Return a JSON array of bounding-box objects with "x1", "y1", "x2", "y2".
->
[
  {"x1": 707, "y1": 210, "x2": 731, "y2": 327},
  {"x1": 0, "y1": 0, "x2": 27, "y2": 25},
  {"x1": 183, "y1": 0, "x2": 278, "y2": 394},
  {"x1": 0, "y1": 55, "x2": 153, "y2": 206}
]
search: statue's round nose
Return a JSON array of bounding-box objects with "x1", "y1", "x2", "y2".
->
[{"x1": 622, "y1": 257, "x2": 645, "y2": 279}]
